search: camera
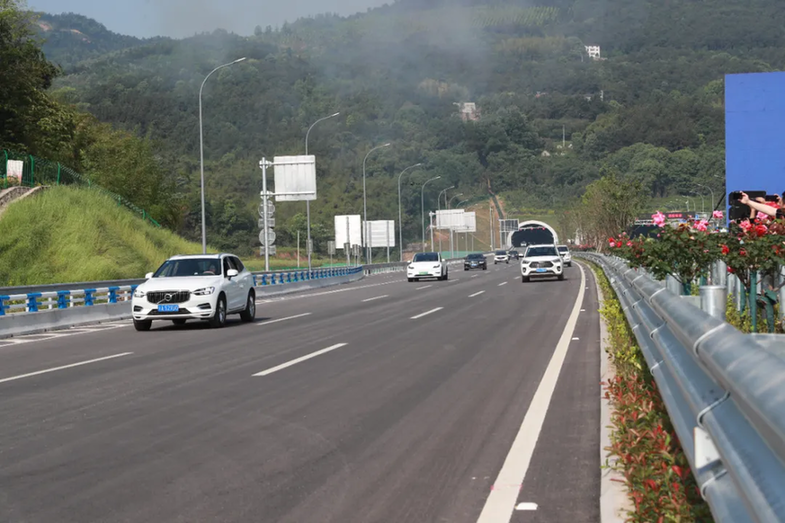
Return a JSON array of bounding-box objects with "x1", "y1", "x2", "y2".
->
[{"x1": 729, "y1": 190, "x2": 766, "y2": 221}]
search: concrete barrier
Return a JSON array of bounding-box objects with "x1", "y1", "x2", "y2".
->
[{"x1": 0, "y1": 270, "x2": 365, "y2": 339}]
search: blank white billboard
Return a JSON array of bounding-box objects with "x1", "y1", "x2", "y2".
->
[
  {"x1": 458, "y1": 212, "x2": 477, "y2": 232},
  {"x1": 334, "y1": 215, "x2": 362, "y2": 248},
  {"x1": 363, "y1": 220, "x2": 395, "y2": 248},
  {"x1": 435, "y1": 209, "x2": 465, "y2": 229},
  {"x1": 273, "y1": 155, "x2": 317, "y2": 201}
]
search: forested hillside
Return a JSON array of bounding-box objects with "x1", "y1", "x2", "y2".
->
[{"x1": 13, "y1": 0, "x2": 785, "y2": 254}]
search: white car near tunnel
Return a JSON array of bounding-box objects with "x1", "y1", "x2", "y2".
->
[
  {"x1": 520, "y1": 244, "x2": 564, "y2": 282},
  {"x1": 132, "y1": 253, "x2": 256, "y2": 331}
]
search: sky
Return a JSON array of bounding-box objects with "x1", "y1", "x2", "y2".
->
[{"x1": 28, "y1": 0, "x2": 391, "y2": 38}]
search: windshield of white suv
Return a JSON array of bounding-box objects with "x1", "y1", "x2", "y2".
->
[
  {"x1": 495, "y1": 250, "x2": 507, "y2": 255},
  {"x1": 413, "y1": 253, "x2": 439, "y2": 262},
  {"x1": 526, "y1": 247, "x2": 558, "y2": 257},
  {"x1": 153, "y1": 258, "x2": 222, "y2": 277},
  {"x1": 558, "y1": 246, "x2": 569, "y2": 253}
]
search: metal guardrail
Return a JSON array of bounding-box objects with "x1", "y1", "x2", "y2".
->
[{"x1": 582, "y1": 253, "x2": 785, "y2": 523}]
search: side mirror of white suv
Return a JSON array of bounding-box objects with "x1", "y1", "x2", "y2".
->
[
  {"x1": 145, "y1": 272, "x2": 154, "y2": 279},
  {"x1": 226, "y1": 269, "x2": 239, "y2": 278}
]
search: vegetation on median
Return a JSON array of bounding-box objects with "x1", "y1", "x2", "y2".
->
[{"x1": 586, "y1": 260, "x2": 713, "y2": 522}]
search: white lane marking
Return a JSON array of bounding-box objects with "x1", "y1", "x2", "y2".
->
[
  {"x1": 0, "y1": 323, "x2": 131, "y2": 347},
  {"x1": 257, "y1": 313, "x2": 312, "y2": 326},
  {"x1": 410, "y1": 307, "x2": 443, "y2": 320},
  {"x1": 476, "y1": 264, "x2": 587, "y2": 523},
  {"x1": 362, "y1": 295, "x2": 388, "y2": 303},
  {"x1": 572, "y1": 337, "x2": 580, "y2": 340},
  {"x1": 581, "y1": 309, "x2": 586, "y2": 312},
  {"x1": 498, "y1": 282, "x2": 508, "y2": 287},
  {"x1": 471, "y1": 274, "x2": 479, "y2": 278},
  {"x1": 0, "y1": 352, "x2": 134, "y2": 385},
  {"x1": 416, "y1": 285, "x2": 432, "y2": 290},
  {"x1": 259, "y1": 280, "x2": 401, "y2": 302},
  {"x1": 515, "y1": 502, "x2": 538, "y2": 511},
  {"x1": 253, "y1": 343, "x2": 348, "y2": 377},
  {"x1": 469, "y1": 291, "x2": 485, "y2": 298}
]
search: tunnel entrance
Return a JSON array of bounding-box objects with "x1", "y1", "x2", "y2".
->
[{"x1": 509, "y1": 221, "x2": 558, "y2": 248}]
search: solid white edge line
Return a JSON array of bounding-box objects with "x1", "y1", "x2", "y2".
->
[
  {"x1": 416, "y1": 285, "x2": 432, "y2": 290},
  {"x1": 476, "y1": 264, "x2": 587, "y2": 523},
  {"x1": 362, "y1": 295, "x2": 389, "y2": 303},
  {"x1": 257, "y1": 313, "x2": 312, "y2": 325},
  {"x1": 469, "y1": 291, "x2": 485, "y2": 298},
  {"x1": 0, "y1": 352, "x2": 134, "y2": 385},
  {"x1": 410, "y1": 307, "x2": 443, "y2": 319},
  {"x1": 252, "y1": 343, "x2": 348, "y2": 377}
]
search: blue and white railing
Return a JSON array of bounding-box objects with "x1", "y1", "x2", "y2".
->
[
  {"x1": 252, "y1": 266, "x2": 362, "y2": 285},
  {"x1": 0, "y1": 286, "x2": 137, "y2": 316}
]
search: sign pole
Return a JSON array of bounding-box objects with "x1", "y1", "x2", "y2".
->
[
  {"x1": 261, "y1": 158, "x2": 270, "y2": 272},
  {"x1": 346, "y1": 217, "x2": 351, "y2": 266},
  {"x1": 386, "y1": 220, "x2": 391, "y2": 263}
]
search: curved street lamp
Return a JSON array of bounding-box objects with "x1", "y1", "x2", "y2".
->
[
  {"x1": 304, "y1": 112, "x2": 340, "y2": 271},
  {"x1": 448, "y1": 193, "x2": 464, "y2": 209},
  {"x1": 199, "y1": 57, "x2": 246, "y2": 254},
  {"x1": 421, "y1": 176, "x2": 441, "y2": 252},
  {"x1": 397, "y1": 163, "x2": 423, "y2": 262},
  {"x1": 363, "y1": 143, "x2": 391, "y2": 264}
]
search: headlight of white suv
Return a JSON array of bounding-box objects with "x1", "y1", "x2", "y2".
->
[
  {"x1": 193, "y1": 287, "x2": 215, "y2": 296},
  {"x1": 133, "y1": 288, "x2": 146, "y2": 298}
]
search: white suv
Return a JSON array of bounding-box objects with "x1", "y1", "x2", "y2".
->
[
  {"x1": 407, "y1": 252, "x2": 448, "y2": 281},
  {"x1": 493, "y1": 250, "x2": 510, "y2": 264},
  {"x1": 521, "y1": 244, "x2": 564, "y2": 282},
  {"x1": 132, "y1": 254, "x2": 256, "y2": 331},
  {"x1": 557, "y1": 245, "x2": 572, "y2": 267}
]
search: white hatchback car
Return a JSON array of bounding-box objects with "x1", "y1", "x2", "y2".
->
[
  {"x1": 557, "y1": 245, "x2": 573, "y2": 267},
  {"x1": 493, "y1": 250, "x2": 510, "y2": 264},
  {"x1": 407, "y1": 252, "x2": 448, "y2": 282},
  {"x1": 131, "y1": 253, "x2": 256, "y2": 331},
  {"x1": 520, "y1": 244, "x2": 564, "y2": 282}
]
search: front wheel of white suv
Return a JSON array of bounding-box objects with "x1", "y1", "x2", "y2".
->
[
  {"x1": 134, "y1": 319, "x2": 152, "y2": 331},
  {"x1": 209, "y1": 294, "x2": 227, "y2": 328},
  {"x1": 240, "y1": 292, "x2": 256, "y2": 322}
]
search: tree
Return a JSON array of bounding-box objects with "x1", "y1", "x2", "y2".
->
[{"x1": 577, "y1": 171, "x2": 647, "y2": 250}]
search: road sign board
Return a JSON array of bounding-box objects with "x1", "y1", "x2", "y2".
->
[
  {"x1": 328, "y1": 241, "x2": 336, "y2": 255},
  {"x1": 258, "y1": 229, "x2": 277, "y2": 246},
  {"x1": 259, "y1": 246, "x2": 277, "y2": 256},
  {"x1": 306, "y1": 239, "x2": 313, "y2": 255},
  {"x1": 258, "y1": 218, "x2": 276, "y2": 228},
  {"x1": 273, "y1": 155, "x2": 317, "y2": 202},
  {"x1": 258, "y1": 202, "x2": 275, "y2": 217}
]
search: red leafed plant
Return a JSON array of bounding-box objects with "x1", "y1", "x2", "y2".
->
[{"x1": 594, "y1": 261, "x2": 714, "y2": 522}]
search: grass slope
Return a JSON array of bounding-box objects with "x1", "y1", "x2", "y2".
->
[{"x1": 0, "y1": 187, "x2": 326, "y2": 286}]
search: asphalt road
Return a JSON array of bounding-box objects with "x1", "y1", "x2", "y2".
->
[{"x1": 0, "y1": 260, "x2": 601, "y2": 523}]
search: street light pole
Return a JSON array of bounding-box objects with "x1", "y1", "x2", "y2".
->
[
  {"x1": 304, "y1": 112, "x2": 340, "y2": 272},
  {"x1": 448, "y1": 193, "x2": 463, "y2": 209},
  {"x1": 437, "y1": 186, "x2": 454, "y2": 254},
  {"x1": 199, "y1": 57, "x2": 246, "y2": 255},
  {"x1": 421, "y1": 176, "x2": 441, "y2": 252},
  {"x1": 697, "y1": 183, "x2": 715, "y2": 211},
  {"x1": 362, "y1": 142, "x2": 391, "y2": 265},
  {"x1": 397, "y1": 163, "x2": 422, "y2": 262}
]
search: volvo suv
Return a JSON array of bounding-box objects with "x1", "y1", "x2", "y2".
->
[{"x1": 131, "y1": 254, "x2": 256, "y2": 331}]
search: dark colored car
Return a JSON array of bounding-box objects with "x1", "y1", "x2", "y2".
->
[
  {"x1": 464, "y1": 253, "x2": 487, "y2": 271},
  {"x1": 508, "y1": 250, "x2": 519, "y2": 260}
]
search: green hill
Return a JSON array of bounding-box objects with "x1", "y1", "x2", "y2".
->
[
  {"x1": 11, "y1": 0, "x2": 785, "y2": 254},
  {"x1": 0, "y1": 187, "x2": 317, "y2": 285}
]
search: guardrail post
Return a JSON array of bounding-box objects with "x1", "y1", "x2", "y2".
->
[
  {"x1": 0, "y1": 295, "x2": 7, "y2": 316},
  {"x1": 27, "y1": 293, "x2": 40, "y2": 312},
  {"x1": 108, "y1": 287, "x2": 119, "y2": 304},
  {"x1": 85, "y1": 289, "x2": 95, "y2": 307},
  {"x1": 699, "y1": 286, "x2": 727, "y2": 320},
  {"x1": 57, "y1": 290, "x2": 69, "y2": 309}
]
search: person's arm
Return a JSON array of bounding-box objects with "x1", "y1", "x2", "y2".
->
[{"x1": 740, "y1": 192, "x2": 778, "y2": 218}]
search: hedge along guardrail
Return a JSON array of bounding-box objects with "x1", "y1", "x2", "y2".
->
[
  {"x1": 0, "y1": 149, "x2": 161, "y2": 227},
  {"x1": 582, "y1": 252, "x2": 785, "y2": 523}
]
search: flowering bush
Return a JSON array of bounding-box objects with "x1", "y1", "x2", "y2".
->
[{"x1": 720, "y1": 218, "x2": 785, "y2": 293}]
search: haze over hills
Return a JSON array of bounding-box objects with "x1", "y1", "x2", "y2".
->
[{"x1": 17, "y1": 0, "x2": 785, "y2": 255}]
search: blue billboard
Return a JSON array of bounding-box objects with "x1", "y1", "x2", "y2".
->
[{"x1": 726, "y1": 72, "x2": 785, "y2": 205}]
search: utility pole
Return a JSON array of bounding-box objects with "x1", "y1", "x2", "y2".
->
[{"x1": 489, "y1": 202, "x2": 494, "y2": 250}]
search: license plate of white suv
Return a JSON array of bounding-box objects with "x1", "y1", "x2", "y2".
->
[
  {"x1": 536, "y1": 268, "x2": 547, "y2": 273},
  {"x1": 158, "y1": 304, "x2": 179, "y2": 312}
]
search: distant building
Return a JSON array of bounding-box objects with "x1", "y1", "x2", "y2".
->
[
  {"x1": 457, "y1": 102, "x2": 480, "y2": 122},
  {"x1": 585, "y1": 45, "x2": 601, "y2": 60}
]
